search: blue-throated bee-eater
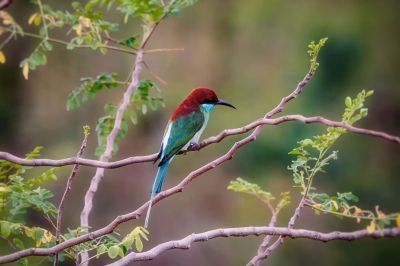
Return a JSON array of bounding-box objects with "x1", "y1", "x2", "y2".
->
[{"x1": 144, "y1": 87, "x2": 236, "y2": 228}]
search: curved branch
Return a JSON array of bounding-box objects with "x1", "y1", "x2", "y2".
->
[
  {"x1": 108, "y1": 226, "x2": 400, "y2": 265},
  {"x1": 1, "y1": 225, "x2": 398, "y2": 265},
  {"x1": 1, "y1": 115, "x2": 398, "y2": 168}
]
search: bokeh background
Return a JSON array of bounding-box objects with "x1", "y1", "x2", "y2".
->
[{"x1": 1, "y1": 0, "x2": 400, "y2": 265}]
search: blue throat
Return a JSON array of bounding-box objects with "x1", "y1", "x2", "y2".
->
[{"x1": 200, "y1": 103, "x2": 215, "y2": 113}]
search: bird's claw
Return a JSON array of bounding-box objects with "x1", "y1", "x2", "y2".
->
[{"x1": 188, "y1": 142, "x2": 200, "y2": 151}]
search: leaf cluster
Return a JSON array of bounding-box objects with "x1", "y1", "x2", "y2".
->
[
  {"x1": 0, "y1": 147, "x2": 58, "y2": 221},
  {"x1": 288, "y1": 90, "x2": 374, "y2": 192},
  {"x1": 0, "y1": 147, "x2": 58, "y2": 264},
  {"x1": 288, "y1": 90, "x2": 399, "y2": 232},
  {"x1": 228, "y1": 177, "x2": 291, "y2": 212},
  {"x1": 0, "y1": 0, "x2": 199, "y2": 73},
  {"x1": 307, "y1": 37, "x2": 328, "y2": 74},
  {"x1": 67, "y1": 72, "x2": 122, "y2": 111},
  {"x1": 99, "y1": 226, "x2": 149, "y2": 259}
]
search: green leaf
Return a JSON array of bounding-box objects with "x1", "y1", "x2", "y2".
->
[
  {"x1": 118, "y1": 246, "x2": 125, "y2": 257},
  {"x1": 66, "y1": 43, "x2": 75, "y2": 50},
  {"x1": 168, "y1": 0, "x2": 198, "y2": 17},
  {"x1": 119, "y1": 36, "x2": 137, "y2": 48},
  {"x1": 12, "y1": 238, "x2": 25, "y2": 249},
  {"x1": 138, "y1": 227, "x2": 149, "y2": 241},
  {"x1": 107, "y1": 245, "x2": 120, "y2": 259},
  {"x1": 96, "y1": 244, "x2": 107, "y2": 258},
  {"x1": 24, "y1": 227, "x2": 34, "y2": 238},
  {"x1": 128, "y1": 110, "x2": 138, "y2": 125},
  {"x1": 340, "y1": 192, "x2": 359, "y2": 202},
  {"x1": 66, "y1": 72, "x2": 121, "y2": 111},
  {"x1": 135, "y1": 238, "x2": 143, "y2": 252},
  {"x1": 26, "y1": 168, "x2": 58, "y2": 188},
  {"x1": 307, "y1": 37, "x2": 328, "y2": 74},
  {"x1": 34, "y1": 227, "x2": 44, "y2": 240},
  {"x1": 43, "y1": 41, "x2": 53, "y2": 51},
  {"x1": 360, "y1": 108, "x2": 368, "y2": 117},
  {"x1": 345, "y1": 97, "x2": 352, "y2": 107},
  {"x1": 25, "y1": 146, "x2": 44, "y2": 160},
  {"x1": 1, "y1": 221, "x2": 11, "y2": 238},
  {"x1": 228, "y1": 177, "x2": 275, "y2": 203},
  {"x1": 32, "y1": 51, "x2": 47, "y2": 65},
  {"x1": 141, "y1": 103, "x2": 147, "y2": 114},
  {"x1": 117, "y1": 0, "x2": 164, "y2": 23}
]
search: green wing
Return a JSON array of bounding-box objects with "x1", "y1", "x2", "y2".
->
[{"x1": 159, "y1": 111, "x2": 204, "y2": 166}]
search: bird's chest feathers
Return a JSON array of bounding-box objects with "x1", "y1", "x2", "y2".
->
[{"x1": 188, "y1": 104, "x2": 215, "y2": 144}]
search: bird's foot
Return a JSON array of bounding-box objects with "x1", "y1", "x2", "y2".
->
[{"x1": 187, "y1": 142, "x2": 200, "y2": 151}]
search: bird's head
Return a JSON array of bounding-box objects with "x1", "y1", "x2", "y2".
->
[
  {"x1": 170, "y1": 87, "x2": 236, "y2": 120},
  {"x1": 187, "y1": 87, "x2": 236, "y2": 109}
]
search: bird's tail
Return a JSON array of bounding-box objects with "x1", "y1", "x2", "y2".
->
[{"x1": 144, "y1": 161, "x2": 171, "y2": 228}]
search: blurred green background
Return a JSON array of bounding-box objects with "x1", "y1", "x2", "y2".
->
[{"x1": 1, "y1": 0, "x2": 400, "y2": 265}]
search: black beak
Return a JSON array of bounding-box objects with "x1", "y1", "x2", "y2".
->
[{"x1": 216, "y1": 99, "x2": 236, "y2": 109}]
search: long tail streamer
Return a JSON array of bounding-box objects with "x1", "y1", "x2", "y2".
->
[{"x1": 144, "y1": 161, "x2": 171, "y2": 228}]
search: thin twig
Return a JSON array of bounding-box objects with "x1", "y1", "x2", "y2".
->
[
  {"x1": 9, "y1": 30, "x2": 137, "y2": 55},
  {"x1": 53, "y1": 129, "x2": 89, "y2": 266},
  {"x1": 37, "y1": 0, "x2": 48, "y2": 38},
  {"x1": 144, "y1": 48, "x2": 184, "y2": 53},
  {"x1": 143, "y1": 60, "x2": 167, "y2": 85}
]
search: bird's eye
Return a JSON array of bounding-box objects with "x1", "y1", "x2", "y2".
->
[{"x1": 203, "y1": 99, "x2": 215, "y2": 104}]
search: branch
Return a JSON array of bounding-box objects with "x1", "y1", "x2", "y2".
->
[
  {"x1": 249, "y1": 209, "x2": 279, "y2": 265},
  {"x1": 248, "y1": 198, "x2": 307, "y2": 265},
  {"x1": 107, "y1": 226, "x2": 400, "y2": 265},
  {"x1": 78, "y1": 49, "x2": 144, "y2": 265},
  {"x1": 54, "y1": 128, "x2": 89, "y2": 266},
  {"x1": 1, "y1": 115, "x2": 398, "y2": 168},
  {"x1": 0, "y1": 0, "x2": 12, "y2": 10},
  {"x1": 1, "y1": 225, "x2": 398, "y2": 265},
  {"x1": 78, "y1": 5, "x2": 168, "y2": 262},
  {"x1": 0, "y1": 152, "x2": 157, "y2": 168}
]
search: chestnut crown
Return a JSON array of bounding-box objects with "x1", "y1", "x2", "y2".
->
[{"x1": 170, "y1": 87, "x2": 235, "y2": 121}]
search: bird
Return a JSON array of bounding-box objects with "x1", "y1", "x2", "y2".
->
[{"x1": 144, "y1": 87, "x2": 236, "y2": 228}]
